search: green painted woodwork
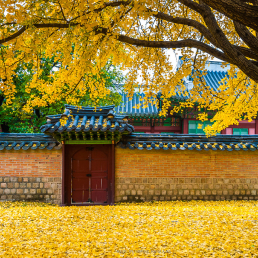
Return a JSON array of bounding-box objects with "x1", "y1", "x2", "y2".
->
[
  {"x1": 132, "y1": 117, "x2": 143, "y2": 126},
  {"x1": 52, "y1": 130, "x2": 125, "y2": 142},
  {"x1": 163, "y1": 118, "x2": 171, "y2": 126},
  {"x1": 65, "y1": 140, "x2": 112, "y2": 144},
  {"x1": 188, "y1": 120, "x2": 220, "y2": 134},
  {"x1": 233, "y1": 128, "x2": 249, "y2": 135}
]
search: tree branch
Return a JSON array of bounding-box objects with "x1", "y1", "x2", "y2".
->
[
  {"x1": 152, "y1": 11, "x2": 216, "y2": 45},
  {"x1": 234, "y1": 46, "x2": 258, "y2": 60},
  {"x1": 114, "y1": 34, "x2": 231, "y2": 63},
  {"x1": 197, "y1": 1, "x2": 258, "y2": 82},
  {"x1": 152, "y1": 10, "x2": 258, "y2": 61},
  {"x1": 0, "y1": 26, "x2": 27, "y2": 44},
  {"x1": 93, "y1": 0, "x2": 132, "y2": 12},
  {"x1": 1, "y1": 19, "x2": 257, "y2": 65},
  {"x1": 201, "y1": 0, "x2": 258, "y2": 31},
  {"x1": 176, "y1": 0, "x2": 258, "y2": 81},
  {"x1": 69, "y1": 0, "x2": 132, "y2": 22},
  {"x1": 57, "y1": 1, "x2": 68, "y2": 22},
  {"x1": 234, "y1": 21, "x2": 258, "y2": 55},
  {"x1": 0, "y1": 23, "x2": 79, "y2": 44}
]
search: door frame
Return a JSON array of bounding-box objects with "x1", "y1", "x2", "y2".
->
[{"x1": 61, "y1": 143, "x2": 115, "y2": 206}]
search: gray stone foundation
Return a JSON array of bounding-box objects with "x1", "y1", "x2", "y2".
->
[
  {"x1": 0, "y1": 177, "x2": 61, "y2": 204},
  {"x1": 115, "y1": 178, "x2": 258, "y2": 202}
]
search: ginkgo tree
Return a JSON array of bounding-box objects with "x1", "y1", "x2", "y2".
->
[
  {"x1": 0, "y1": 0, "x2": 258, "y2": 134},
  {"x1": 0, "y1": 56, "x2": 124, "y2": 133}
]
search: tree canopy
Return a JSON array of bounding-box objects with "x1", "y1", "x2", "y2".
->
[
  {"x1": 0, "y1": 0, "x2": 258, "y2": 134},
  {"x1": 0, "y1": 56, "x2": 124, "y2": 133}
]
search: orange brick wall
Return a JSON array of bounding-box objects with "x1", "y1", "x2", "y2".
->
[
  {"x1": 115, "y1": 148, "x2": 258, "y2": 202},
  {"x1": 0, "y1": 149, "x2": 62, "y2": 177},
  {"x1": 115, "y1": 148, "x2": 258, "y2": 178},
  {"x1": 1, "y1": 147, "x2": 258, "y2": 204}
]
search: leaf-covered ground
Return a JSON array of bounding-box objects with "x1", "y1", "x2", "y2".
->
[{"x1": 0, "y1": 201, "x2": 257, "y2": 257}]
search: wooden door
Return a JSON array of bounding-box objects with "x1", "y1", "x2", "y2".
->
[{"x1": 64, "y1": 144, "x2": 113, "y2": 205}]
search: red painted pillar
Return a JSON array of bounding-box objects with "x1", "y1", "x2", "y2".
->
[
  {"x1": 111, "y1": 142, "x2": 115, "y2": 205},
  {"x1": 61, "y1": 141, "x2": 65, "y2": 205},
  {"x1": 183, "y1": 119, "x2": 189, "y2": 134},
  {"x1": 255, "y1": 120, "x2": 258, "y2": 134},
  {"x1": 221, "y1": 129, "x2": 226, "y2": 135}
]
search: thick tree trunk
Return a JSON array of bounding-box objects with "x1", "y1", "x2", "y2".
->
[{"x1": 201, "y1": 0, "x2": 258, "y2": 31}]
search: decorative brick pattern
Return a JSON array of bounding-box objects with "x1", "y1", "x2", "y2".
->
[
  {"x1": 0, "y1": 149, "x2": 62, "y2": 177},
  {"x1": 115, "y1": 178, "x2": 258, "y2": 202},
  {"x1": 0, "y1": 176, "x2": 61, "y2": 204}
]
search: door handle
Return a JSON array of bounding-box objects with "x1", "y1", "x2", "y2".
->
[{"x1": 87, "y1": 174, "x2": 92, "y2": 177}]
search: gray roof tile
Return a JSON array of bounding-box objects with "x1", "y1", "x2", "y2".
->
[
  {"x1": 0, "y1": 133, "x2": 61, "y2": 150},
  {"x1": 40, "y1": 105, "x2": 134, "y2": 134},
  {"x1": 118, "y1": 134, "x2": 258, "y2": 151}
]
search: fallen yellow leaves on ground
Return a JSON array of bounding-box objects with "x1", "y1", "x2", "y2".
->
[{"x1": 0, "y1": 201, "x2": 257, "y2": 257}]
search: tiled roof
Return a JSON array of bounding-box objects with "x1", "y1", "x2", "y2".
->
[
  {"x1": 40, "y1": 105, "x2": 134, "y2": 134},
  {"x1": 114, "y1": 93, "x2": 160, "y2": 117},
  {"x1": 0, "y1": 133, "x2": 61, "y2": 150},
  {"x1": 118, "y1": 134, "x2": 258, "y2": 151},
  {"x1": 202, "y1": 71, "x2": 227, "y2": 91},
  {"x1": 115, "y1": 71, "x2": 227, "y2": 117},
  {"x1": 114, "y1": 92, "x2": 188, "y2": 117},
  {"x1": 2, "y1": 133, "x2": 258, "y2": 152}
]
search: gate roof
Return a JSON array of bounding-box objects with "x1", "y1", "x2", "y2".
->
[
  {"x1": 40, "y1": 105, "x2": 134, "y2": 134},
  {"x1": 40, "y1": 105, "x2": 134, "y2": 143}
]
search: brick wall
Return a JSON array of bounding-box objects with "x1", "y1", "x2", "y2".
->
[
  {"x1": 115, "y1": 148, "x2": 258, "y2": 202},
  {"x1": 0, "y1": 149, "x2": 62, "y2": 177},
  {"x1": 2, "y1": 146, "x2": 258, "y2": 204},
  {"x1": 0, "y1": 149, "x2": 62, "y2": 204}
]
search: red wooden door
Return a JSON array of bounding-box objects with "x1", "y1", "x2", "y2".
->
[
  {"x1": 90, "y1": 148, "x2": 108, "y2": 203},
  {"x1": 66, "y1": 145, "x2": 112, "y2": 205},
  {"x1": 71, "y1": 148, "x2": 91, "y2": 203}
]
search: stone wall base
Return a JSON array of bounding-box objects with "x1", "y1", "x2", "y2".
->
[
  {"x1": 0, "y1": 177, "x2": 61, "y2": 205},
  {"x1": 2, "y1": 176, "x2": 258, "y2": 204},
  {"x1": 115, "y1": 177, "x2": 258, "y2": 202}
]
